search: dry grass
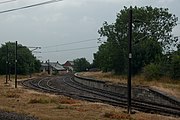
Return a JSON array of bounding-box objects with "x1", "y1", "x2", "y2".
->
[
  {"x1": 56, "y1": 104, "x2": 73, "y2": 109},
  {"x1": 104, "y1": 112, "x2": 132, "y2": 119},
  {"x1": 79, "y1": 72, "x2": 127, "y2": 84},
  {"x1": 79, "y1": 72, "x2": 180, "y2": 99},
  {"x1": 0, "y1": 75, "x2": 179, "y2": 120},
  {"x1": 28, "y1": 98, "x2": 57, "y2": 104}
]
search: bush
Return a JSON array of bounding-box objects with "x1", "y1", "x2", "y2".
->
[
  {"x1": 170, "y1": 55, "x2": 180, "y2": 79},
  {"x1": 143, "y1": 63, "x2": 162, "y2": 80},
  {"x1": 28, "y1": 98, "x2": 56, "y2": 104},
  {"x1": 52, "y1": 70, "x2": 59, "y2": 75},
  {"x1": 56, "y1": 104, "x2": 73, "y2": 109}
]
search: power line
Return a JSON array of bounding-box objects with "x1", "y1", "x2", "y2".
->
[
  {"x1": 0, "y1": 0, "x2": 63, "y2": 14},
  {"x1": 0, "y1": 0, "x2": 16, "y2": 4},
  {"x1": 41, "y1": 46, "x2": 98, "y2": 53},
  {"x1": 174, "y1": 35, "x2": 180, "y2": 36},
  {"x1": 43, "y1": 38, "x2": 98, "y2": 48}
]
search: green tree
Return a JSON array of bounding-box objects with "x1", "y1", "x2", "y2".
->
[
  {"x1": 94, "y1": 6, "x2": 178, "y2": 74},
  {"x1": 165, "y1": 45, "x2": 180, "y2": 79},
  {"x1": 34, "y1": 59, "x2": 41, "y2": 73},
  {"x1": 133, "y1": 38, "x2": 162, "y2": 73},
  {"x1": 0, "y1": 42, "x2": 41, "y2": 75},
  {"x1": 73, "y1": 58, "x2": 90, "y2": 72}
]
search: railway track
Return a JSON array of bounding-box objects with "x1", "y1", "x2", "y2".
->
[{"x1": 21, "y1": 75, "x2": 180, "y2": 117}]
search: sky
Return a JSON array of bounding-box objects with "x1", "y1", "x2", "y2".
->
[{"x1": 0, "y1": 0, "x2": 179, "y2": 64}]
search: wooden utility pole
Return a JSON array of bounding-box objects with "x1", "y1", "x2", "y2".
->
[
  {"x1": 5, "y1": 44, "x2": 8, "y2": 84},
  {"x1": 127, "y1": 7, "x2": 132, "y2": 114},
  {"x1": 48, "y1": 59, "x2": 50, "y2": 75},
  {"x1": 8, "y1": 62, "x2": 11, "y2": 80},
  {"x1": 15, "y1": 41, "x2": 17, "y2": 88}
]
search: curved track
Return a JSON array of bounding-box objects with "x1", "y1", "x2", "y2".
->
[{"x1": 21, "y1": 75, "x2": 180, "y2": 117}]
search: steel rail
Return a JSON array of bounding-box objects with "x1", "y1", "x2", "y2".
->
[{"x1": 20, "y1": 76, "x2": 180, "y2": 117}]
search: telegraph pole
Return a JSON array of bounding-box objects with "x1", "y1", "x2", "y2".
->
[
  {"x1": 29, "y1": 63, "x2": 32, "y2": 78},
  {"x1": 5, "y1": 44, "x2": 8, "y2": 84},
  {"x1": 8, "y1": 62, "x2": 11, "y2": 80},
  {"x1": 127, "y1": 7, "x2": 132, "y2": 114},
  {"x1": 8, "y1": 41, "x2": 11, "y2": 81},
  {"x1": 48, "y1": 59, "x2": 50, "y2": 74},
  {"x1": 15, "y1": 41, "x2": 17, "y2": 88}
]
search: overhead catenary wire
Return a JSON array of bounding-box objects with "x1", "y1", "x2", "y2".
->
[
  {"x1": 43, "y1": 38, "x2": 98, "y2": 48},
  {"x1": 0, "y1": 0, "x2": 63, "y2": 14},
  {"x1": 41, "y1": 46, "x2": 98, "y2": 53},
  {"x1": 0, "y1": 0, "x2": 16, "y2": 4}
]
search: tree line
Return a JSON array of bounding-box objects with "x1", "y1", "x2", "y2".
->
[
  {"x1": 92, "y1": 6, "x2": 180, "y2": 80},
  {"x1": 0, "y1": 42, "x2": 41, "y2": 75}
]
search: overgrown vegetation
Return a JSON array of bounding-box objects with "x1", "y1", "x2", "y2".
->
[{"x1": 93, "y1": 6, "x2": 179, "y2": 80}]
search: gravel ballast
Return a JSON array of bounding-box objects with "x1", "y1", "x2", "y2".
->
[{"x1": 0, "y1": 110, "x2": 38, "y2": 120}]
